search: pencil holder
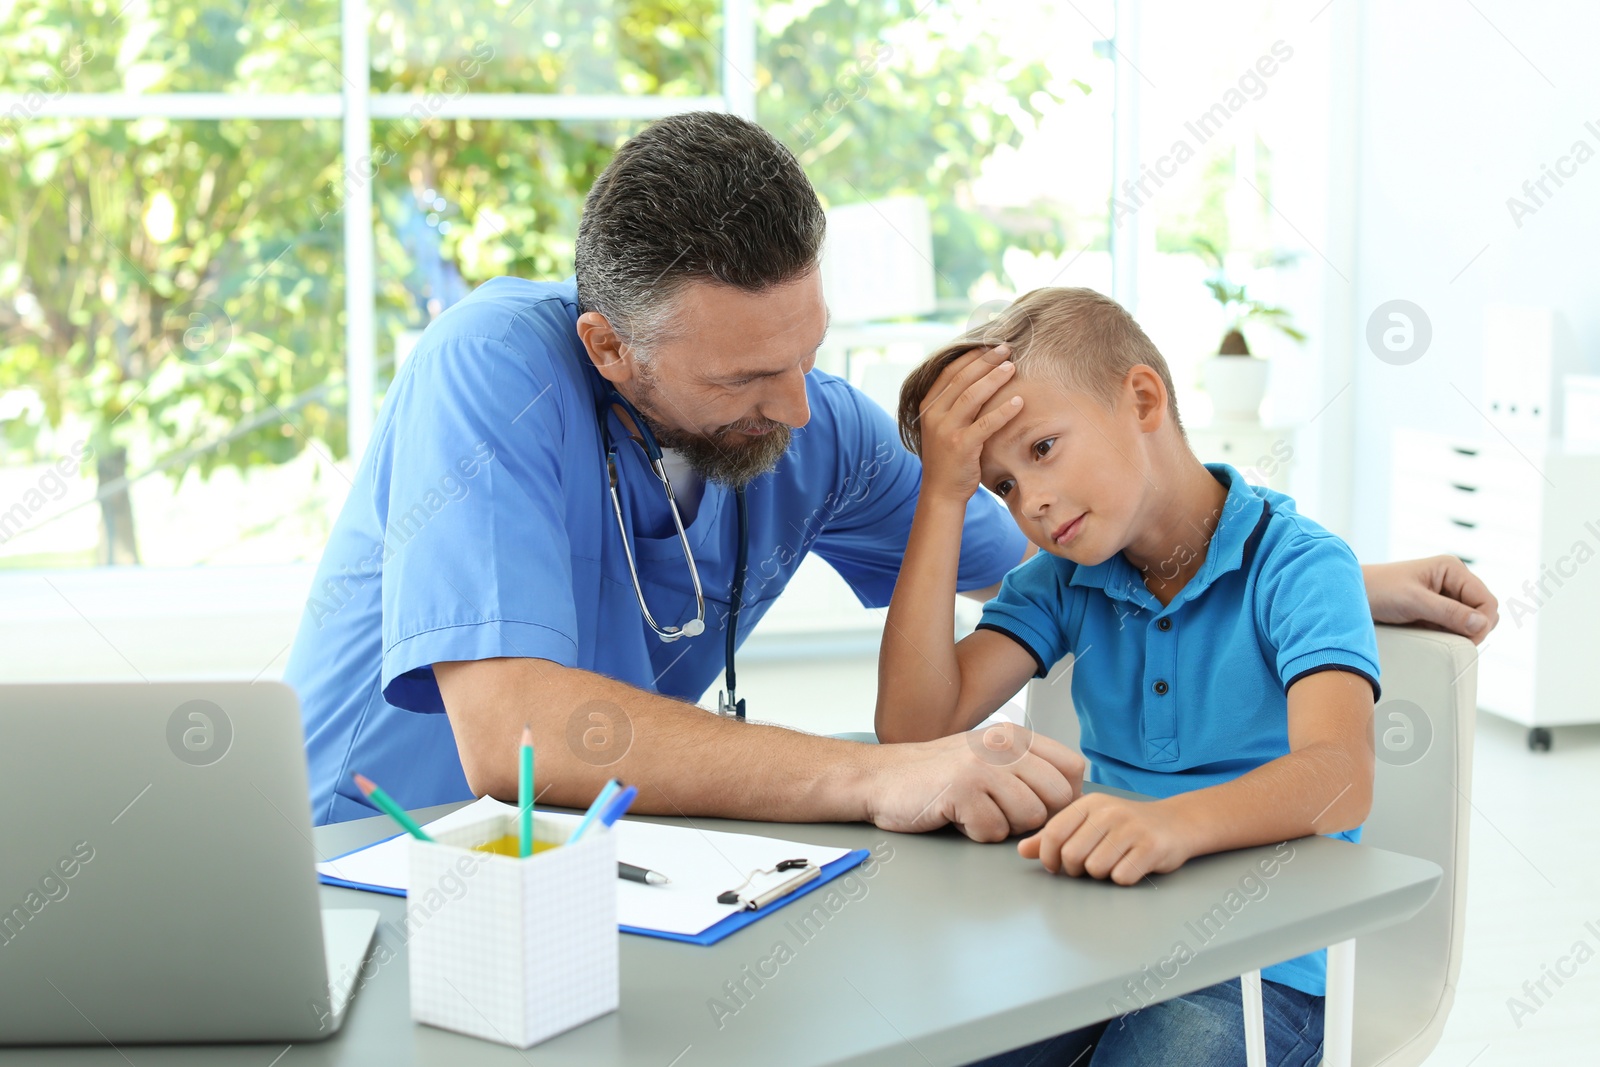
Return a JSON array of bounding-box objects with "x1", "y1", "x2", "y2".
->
[{"x1": 407, "y1": 813, "x2": 618, "y2": 1048}]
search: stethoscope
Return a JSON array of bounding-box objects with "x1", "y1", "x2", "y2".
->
[{"x1": 596, "y1": 384, "x2": 749, "y2": 719}]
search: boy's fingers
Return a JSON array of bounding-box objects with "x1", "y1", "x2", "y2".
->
[
  {"x1": 1109, "y1": 848, "x2": 1148, "y2": 886},
  {"x1": 922, "y1": 345, "x2": 1012, "y2": 418},
  {"x1": 1062, "y1": 817, "x2": 1113, "y2": 877},
  {"x1": 1036, "y1": 807, "x2": 1082, "y2": 874},
  {"x1": 968, "y1": 394, "x2": 1024, "y2": 441},
  {"x1": 922, "y1": 350, "x2": 988, "y2": 415},
  {"x1": 952, "y1": 362, "x2": 1018, "y2": 423},
  {"x1": 1083, "y1": 834, "x2": 1132, "y2": 881}
]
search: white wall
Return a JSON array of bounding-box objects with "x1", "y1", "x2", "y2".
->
[{"x1": 1347, "y1": 0, "x2": 1600, "y2": 558}]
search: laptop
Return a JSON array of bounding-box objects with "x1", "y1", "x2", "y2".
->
[{"x1": 0, "y1": 681, "x2": 379, "y2": 1044}]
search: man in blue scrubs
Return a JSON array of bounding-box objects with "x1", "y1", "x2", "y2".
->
[{"x1": 285, "y1": 112, "x2": 1498, "y2": 830}]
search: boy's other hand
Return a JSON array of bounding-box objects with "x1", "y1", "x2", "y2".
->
[
  {"x1": 1362, "y1": 555, "x2": 1499, "y2": 644},
  {"x1": 867, "y1": 724, "x2": 1085, "y2": 843},
  {"x1": 914, "y1": 344, "x2": 1025, "y2": 504},
  {"x1": 1018, "y1": 793, "x2": 1193, "y2": 886}
]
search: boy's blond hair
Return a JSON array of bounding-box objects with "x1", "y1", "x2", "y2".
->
[{"x1": 897, "y1": 287, "x2": 1184, "y2": 456}]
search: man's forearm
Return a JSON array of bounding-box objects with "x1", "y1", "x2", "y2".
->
[
  {"x1": 436, "y1": 657, "x2": 876, "y2": 822},
  {"x1": 876, "y1": 495, "x2": 970, "y2": 741}
]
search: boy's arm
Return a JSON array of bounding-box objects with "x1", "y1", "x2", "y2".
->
[
  {"x1": 1162, "y1": 669, "x2": 1375, "y2": 849},
  {"x1": 876, "y1": 494, "x2": 1039, "y2": 742},
  {"x1": 1020, "y1": 669, "x2": 1374, "y2": 884},
  {"x1": 876, "y1": 345, "x2": 1040, "y2": 744}
]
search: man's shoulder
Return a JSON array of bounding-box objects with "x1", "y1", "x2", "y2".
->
[
  {"x1": 803, "y1": 367, "x2": 877, "y2": 423},
  {"x1": 787, "y1": 368, "x2": 901, "y2": 465},
  {"x1": 404, "y1": 278, "x2": 585, "y2": 384},
  {"x1": 440, "y1": 277, "x2": 579, "y2": 338}
]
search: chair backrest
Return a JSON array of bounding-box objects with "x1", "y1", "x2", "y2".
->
[
  {"x1": 1351, "y1": 625, "x2": 1476, "y2": 1067},
  {"x1": 1024, "y1": 655, "x2": 1080, "y2": 750},
  {"x1": 1024, "y1": 626, "x2": 1476, "y2": 1067}
]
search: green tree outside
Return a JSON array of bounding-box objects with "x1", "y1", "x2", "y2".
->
[{"x1": 1, "y1": 0, "x2": 1081, "y2": 567}]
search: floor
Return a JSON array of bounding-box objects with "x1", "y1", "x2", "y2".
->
[
  {"x1": 713, "y1": 651, "x2": 882, "y2": 738},
  {"x1": 730, "y1": 655, "x2": 1600, "y2": 1064},
  {"x1": 1422, "y1": 712, "x2": 1600, "y2": 1065}
]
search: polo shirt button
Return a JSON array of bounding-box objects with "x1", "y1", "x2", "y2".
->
[
  {"x1": 1158, "y1": 618, "x2": 1172, "y2": 631},
  {"x1": 1153, "y1": 680, "x2": 1169, "y2": 695}
]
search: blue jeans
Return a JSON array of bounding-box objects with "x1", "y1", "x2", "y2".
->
[{"x1": 969, "y1": 977, "x2": 1323, "y2": 1067}]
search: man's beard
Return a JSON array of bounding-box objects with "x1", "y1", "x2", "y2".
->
[{"x1": 629, "y1": 369, "x2": 793, "y2": 488}]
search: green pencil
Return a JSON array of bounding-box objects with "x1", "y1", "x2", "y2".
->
[
  {"x1": 518, "y1": 723, "x2": 534, "y2": 858},
  {"x1": 352, "y1": 772, "x2": 433, "y2": 841}
]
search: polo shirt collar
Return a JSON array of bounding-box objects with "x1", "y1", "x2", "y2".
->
[{"x1": 1065, "y1": 464, "x2": 1268, "y2": 612}]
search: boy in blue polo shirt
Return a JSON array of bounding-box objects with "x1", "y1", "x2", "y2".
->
[{"x1": 876, "y1": 287, "x2": 1379, "y2": 1067}]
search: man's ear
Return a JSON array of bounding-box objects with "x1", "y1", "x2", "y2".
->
[
  {"x1": 576, "y1": 311, "x2": 637, "y2": 386},
  {"x1": 1126, "y1": 365, "x2": 1169, "y2": 433}
]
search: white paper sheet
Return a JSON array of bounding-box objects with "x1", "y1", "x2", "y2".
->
[{"x1": 316, "y1": 795, "x2": 853, "y2": 938}]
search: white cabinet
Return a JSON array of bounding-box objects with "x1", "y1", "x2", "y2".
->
[
  {"x1": 1186, "y1": 420, "x2": 1296, "y2": 493},
  {"x1": 1389, "y1": 428, "x2": 1600, "y2": 747}
]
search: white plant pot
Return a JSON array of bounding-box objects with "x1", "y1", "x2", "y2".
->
[{"x1": 1201, "y1": 355, "x2": 1270, "y2": 422}]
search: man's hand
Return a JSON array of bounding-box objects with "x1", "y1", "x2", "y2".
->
[
  {"x1": 1363, "y1": 555, "x2": 1499, "y2": 644},
  {"x1": 1017, "y1": 793, "x2": 1193, "y2": 886},
  {"x1": 865, "y1": 723, "x2": 1086, "y2": 842},
  {"x1": 914, "y1": 344, "x2": 1023, "y2": 503}
]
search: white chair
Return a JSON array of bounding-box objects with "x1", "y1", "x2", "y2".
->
[{"x1": 1023, "y1": 624, "x2": 1477, "y2": 1067}]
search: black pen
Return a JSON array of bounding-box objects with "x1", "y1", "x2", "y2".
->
[{"x1": 619, "y1": 861, "x2": 669, "y2": 886}]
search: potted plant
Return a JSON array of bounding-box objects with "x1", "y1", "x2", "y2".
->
[{"x1": 1193, "y1": 238, "x2": 1306, "y2": 422}]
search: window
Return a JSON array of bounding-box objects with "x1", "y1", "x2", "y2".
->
[
  {"x1": 1, "y1": 0, "x2": 344, "y2": 94},
  {"x1": 0, "y1": 0, "x2": 728, "y2": 569},
  {"x1": 369, "y1": 0, "x2": 721, "y2": 96},
  {"x1": 2, "y1": 0, "x2": 1125, "y2": 572},
  {"x1": 758, "y1": 1, "x2": 1117, "y2": 312},
  {"x1": 0, "y1": 116, "x2": 345, "y2": 565}
]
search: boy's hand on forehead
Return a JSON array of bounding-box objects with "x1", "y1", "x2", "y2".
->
[{"x1": 916, "y1": 344, "x2": 1024, "y2": 505}]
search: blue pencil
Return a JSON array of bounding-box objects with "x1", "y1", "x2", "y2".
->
[
  {"x1": 568, "y1": 779, "x2": 621, "y2": 844},
  {"x1": 598, "y1": 784, "x2": 639, "y2": 829}
]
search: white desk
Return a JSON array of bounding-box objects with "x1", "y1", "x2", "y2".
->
[{"x1": 0, "y1": 794, "x2": 1440, "y2": 1066}]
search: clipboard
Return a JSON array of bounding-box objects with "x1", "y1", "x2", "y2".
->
[
  {"x1": 717, "y1": 858, "x2": 822, "y2": 909},
  {"x1": 315, "y1": 796, "x2": 872, "y2": 946},
  {"x1": 650, "y1": 850, "x2": 867, "y2": 945}
]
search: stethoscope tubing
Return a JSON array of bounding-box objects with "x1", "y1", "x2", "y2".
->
[{"x1": 595, "y1": 382, "x2": 748, "y2": 717}]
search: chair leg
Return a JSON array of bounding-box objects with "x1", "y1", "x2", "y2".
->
[
  {"x1": 1322, "y1": 939, "x2": 1357, "y2": 1067},
  {"x1": 1242, "y1": 969, "x2": 1267, "y2": 1067}
]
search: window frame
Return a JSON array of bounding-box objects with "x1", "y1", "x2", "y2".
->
[{"x1": 0, "y1": 0, "x2": 755, "y2": 458}]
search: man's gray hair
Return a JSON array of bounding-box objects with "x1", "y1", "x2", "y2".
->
[{"x1": 574, "y1": 111, "x2": 827, "y2": 353}]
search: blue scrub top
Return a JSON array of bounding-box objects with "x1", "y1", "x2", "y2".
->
[
  {"x1": 285, "y1": 277, "x2": 1026, "y2": 825},
  {"x1": 977, "y1": 464, "x2": 1381, "y2": 996}
]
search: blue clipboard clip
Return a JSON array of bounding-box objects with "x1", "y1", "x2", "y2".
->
[{"x1": 716, "y1": 858, "x2": 821, "y2": 911}]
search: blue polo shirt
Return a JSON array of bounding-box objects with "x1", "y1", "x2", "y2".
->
[
  {"x1": 977, "y1": 463, "x2": 1379, "y2": 997},
  {"x1": 285, "y1": 277, "x2": 1027, "y2": 826}
]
